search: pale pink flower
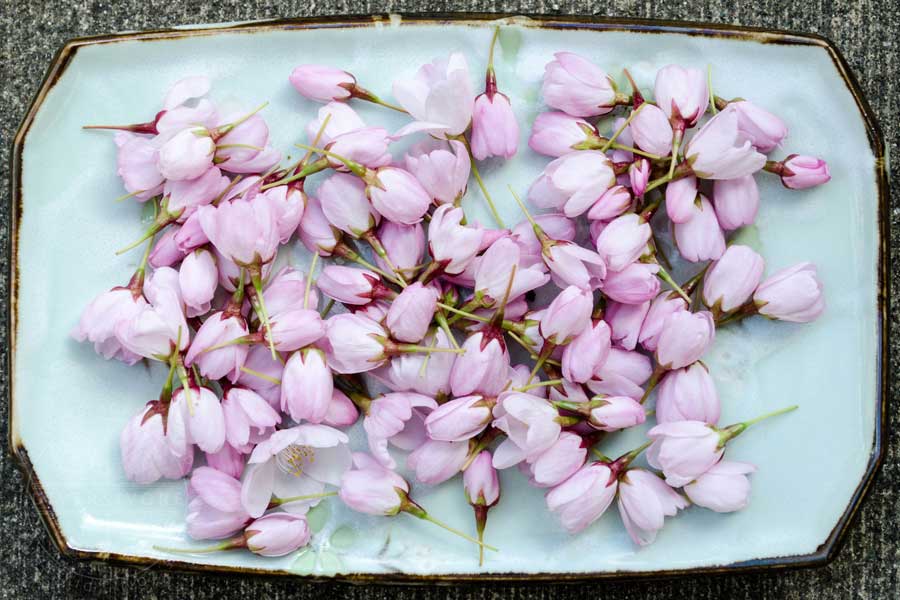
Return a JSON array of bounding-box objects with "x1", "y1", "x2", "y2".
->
[
  {"x1": 753, "y1": 262, "x2": 825, "y2": 322},
  {"x1": 174, "y1": 211, "x2": 209, "y2": 253},
  {"x1": 449, "y1": 330, "x2": 509, "y2": 397},
  {"x1": 587, "y1": 185, "x2": 632, "y2": 222},
  {"x1": 647, "y1": 420, "x2": 724, "y2": 487},
  {"x1": 595, "y1": 213, "x2": 651, "y2": 272},
  {"x1": 281, "y1": 348, "x2": 333, "y2": 424},
  {"x1": 545, "y1": 241, "x2": 607, "y2": 290},
  {"x1": 264, "y1": 309, "x2": 325, "y2": 352},
  {"x1": 529, "y1": 151, "x2": 616, "y2": 217},
  {"x1": 376, "y1": 221, "x2": 425, "y2": 278},
  {"x1": 629, "y1": 103, "x2": 674, "y2": 155},
  {"x1": 178, "y1": 249, "x2": 217, "y2": 317},
  {"x1": 617, "y1": 468, "x2": 688, "y2": 545},
  {"x1": 588, "y1": 395, "x2": 646, "y2": 431},
  {"x1": 525, "y1": 431, "x2": 586, "y2": 488},
  {"x1": 407, "y1": 439, "x2": 469, "y2": 485},
  {"x1": 654, "y1": 65, "x2": 708, "y2": 126},
  {"x1": 324, "y1": 313, "x2": 387, "y2": 373},
  {"x1": 492, "y1": 392, "x2": 561, "y2": 468},
  {"x1": 120, "y1": 402, "x2": 193, "y2": 484},
  {"x1": 317, "y1": 172, "x2": 379, "y2": 237},
  {"x1": 305, "y1": 101, "x2": 366, "y2": 146},
  {"x1": 365, "y1": 392, "x2": 438, "y2": 468},
  {"x1": 339, "y1": 452, "x2": 408, "y2": 515},
  {"x1": 428, "y1": 204, "x2": 484, "y2": 275},
  {"x1": 262, "y1": 186, "x2": 306, "y2": 244},
  {"x1": 385, "y1": 328, "x2": 456, "y2": 397},
  {"x1": 317, "y1": 265, "x2": 386, "y2": 306},
  {"x1": 186, "y1": 466, "x2": 250, "y2": 540},
  {"x1": 684, "y1": 106, "x2": 767, "y2": 179},
  {"x1": 730, "y1": 100, "x2": 787, "y2": 152},
  {"x1": 628, "y1": 159, "x2": 651, "y2": 196},
  {"x1": 542, "y1": 52, "x2": 617, "y2": 117},
  {"x1": 115, "y1": 133, "x2": 164, "y2": 200},
  {"x1": 637, "y1": 291, "x2": 688, "y2": 352},
  {"x1": 703, "y1": 245, "x2": 765, "y2": 313},
  {"x1": 149, "y1": 226, "x2": 188, "y2": 268},
  {"x1": 404, "y1": 139, "x2": 470, "y2": 205},
  {"x1": 323, "y1": 389, "x2": 360, "y2": 428},
  {"x1": 601, "y1": 262, "x2": 660, "y2": 305},
  {"x1": 326, "y1": 127, "x2": 392, "y2": 171},
  {"x1": 425, "y1": 394, "x2": 492, "y2": 442},
  {"x1": 529, "y1": 112, "x2": 595, "y2": 157},
  {"x1": 214, "y1": 113, "x2": 279, "y2": 174},
  {"x1": 539, "y1": 286, "x2": 593, "y2": 345},
  {"x1": 197, "y1": 196, "x2": 279, "y2": 267},
  {"x1": 474, "y1": 238, "x2": 550, "y2": 304},
  {"x1": 513, "y1": 213, "x2": 574, "y2": 268},
  {"x1": 158, "y1": 127, "x2": 215, "y2": 181},
  {"x1": 655, "y1": 310, "x2": 716, "y2": 369},
  {"x1": 245, "y1": 513, "x2": 311, "y2": 557},
  {"x1": 605, "y1": 300, "x2": 651, "y2": 351},
  {"x1": 464, "y1": 451, "x2": 500, "y2": 506},
  {"x1": 664, "y1": 175, "x2": 698, "y2": 224},
  {"x1": 299, "y1": 194, "x2": 340, "y2": 256},
  {"x1": 72, "y1": 286, "x2": 147, "y2": 364},
  {"x1": 165, "y1": 167, "x2": 230, "y2": 219},
  {"x1": 262, "y1": 266, "x2": 318, "y2": 318},
  {"x1": 471, "y1": 91, "x2": 519, "y2": 160},
  {"x1": 779, "y1": 155, "x2": 831, "y2": 189},
  {"x1": 185, "y1": 312, "x2": 249, "y2": 383},
  {"x1": 205, "y1": 444, "x2": 245, "y2": 479},
  {"x1": 289, "y1": 65, "x2": 355, "y2": 102},
  {"x1": 684, "y1": 460, "x2": 757, "y2": 512},
  {"x1": 170, "y1": 385, "x2": 226, "y2": 454},
  {"x1": 546, "y1": 462, "x2": 618, "y2": 533},
  {"x1": 673, "y1": 195, "x2": 726, "y2": 262},
  {"x1": 115, "y1": 286, "x2": 189, "y2": 360},
  {"x1": 656, "y1": 362, "x2": 720, "y2": 425},
  {"x1": 562, "y1": 320, "x2": 611, "y2": 383},
  {"x1": 222, "y1": 387, "x2": 281, "y2": 450},
  {"x1": 386, "y1": 282, "x2": 438, "y2": 343},
  {"x1": 366, "y1": 166, "x2": 431, "y2": 225},
  {"x1": 393, "y1": 53, "x2": 474, "y2": 138},
  {"x1": 713, "y1": 175, "x2": 759, "y2": 230}
]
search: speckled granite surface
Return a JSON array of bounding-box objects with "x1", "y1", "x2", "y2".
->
[{"x1": 1, "y1": 1, "x2": 897, "y2": 598}]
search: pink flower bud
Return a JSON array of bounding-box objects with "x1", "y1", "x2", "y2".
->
[
  {"x1": 186, "y1": 470, "x2": 250, "y2": 540},
  {"x1": 407, "y1": 439, "x2": 469, "y2": 485},
  {"x1": 638, "y1": 292, "x2": 687, "y2": 352},
  {"x1": 204, "y1": 444, "x2": 245, "y2": 480},
  {"x1": 605, "y1": 300, "x2": 651, "y2": 351},
  {"x1": 386, "y1": 329, "x2": 456, "y2": 397},
  {"x1": 179, "y1": 249, "x2": 217, "y2": 317},
  {"x1": 262, "y1": 267, "x2": 318, "y2": 318},
  {"x1": 587, "y1": 185, "x2": 632, "y2": 221},
  {"x1": 539, "y1": 286, "x2": 593, "y2": 345},
  {"x1": 542, "y1": 52, "x2": 617, "y2": 117},
  {"x1": 115, "y1": 133, "x2": 164, "y2": 200},
  {"x1": 684, "y1": 106, "x2": 766, "y2": 179},
  {"x1": 780, "y1": 154, "x2": 831, "y2": 189},
  {"x1": 531, "y1": 151, "x2": 616, "y2": 217},
  {"x1": 617, "y1": 468, "x2": 688, "y2": 546},
  {"x1": 664, "y1": 175, "x2": 698, "y2": 224},
  {"x1": 174, "y1": 211, "x2": 209, "y2": 253},
  {"x1": 185, "y1": 312, "x2": 249, "y2": 383},
  {"x1": 712, "y1": 175, "x2": 759, "y2": 230},
  {"x1": 265, "y1": 309, "x2": 325, "y2": 352},
  {"x1": 428, "y1": 204, "x2": 483, "y2": 275},
  {"x1": 601, "y1": 262, "x2": 660, "y2": 305},
  {"x1": 326, "y1": 127, "x2": 392, "y2": 171},
  {"x1": 730, "y1": 100, "x2": 787, "y2": 152},
  {"x1": 589, "y1": 395, "x2": 646, "y2": 431},
  {"x1": 324, "y1": 313, "x2": 387, "y2": 373},
  {"x1": 366, "y1": 166, "x2": 431, "y2": 225},
  {"x1": 753, "y1": 262, "x2": 825, "y2": 322},
  {"x1": 306, "y1": 101, "x2": 365, "y2": 145},
  {"x1": 386, "y1": 282, "x2": 438, "y2": 343},
  {"x1": 673, "y1": 195, "x2": 726, "y2": 263},
  {"x1": 562, "y1": 320, "x2": 612, "y2": 383},
  {"x1": 595, "y1": 213, "x2": 652, "y2": 272},
  {"x1": 281, "y1": 348, "x2": 333, "y2": 424},
  {"x1": 628, "y1": 158, "x2": 651, "y2": 196},
  {"x1": 654, "y1": 65, "x2": 708, "y2": 126},
  {"x1": 492, "y1": 393, "x2": 561, "y2": 468},
  {"x1": 513, "y1": 213, "x2": 575, "y2": 267},
  {"x1": 237, "y1": 344, "x2": 283, "y2": 401},
  {"x1": 471, "y1": 92, "x2": 519, "y2": 160},
  {"x1": 425, "y1": 394, "x2": 492, "y2": 442},
  {"x1": 222, "y1": 387, "x2": 281, "y2": 449},
  {"x1": 158, "y1": 127, "x2": 215, "y2": 181},
  {"x1": 317, "y1": 265, "x2": 385, "y2": 305},
  {"x1": 684, "y1": 460, "x2": 756, "y2": 512},
  {"x1": 262, "y1": 186, "x2": 306, "y2": 244},
  {"x1": 318, "y1": 172, "x2": 379, "y2": 237},
  {"x1": 364, "y1": 392, "x2": 437, "y2": 468},
  {"x1": 376, "y1": 221, "x2": 425, "y2": 277},
  {"x1": 72, "y1": 286, "x2": 148, "y2": 365},
  {"x1": 299, "y1": 195, "x2": 340, "y2": 256},
  {"x1": 546, "y1": 462, "x2": 617, "y2": 533},
  {"x1": 529, "y1": 111, "x2": 595, "y2": 157},
  {"x1": 120, "y1": 403, "x2": 193, "y2": 484},
  {"x1": 656, "y1": 362, "x2": 720, "y2": 425},
  {"x1": 404, "y1": 139, "x2": 470, "y2": 205},
  {"x1": 149, "y1": 226, "x2": 188, "y2": 268},
  {"x1": 289, "y1": 65, "x2": 355, "y2": 102},
  {"x1": 703, "y1": 245, "x2": 765, "y2": 313},
  {"x1": 630, "y1": 103, "x2": 674, "y2": 156},
  {"x1": 392, "y1": 53, "x2": 474, "y2": 139},
  {"x1": 197, "y1": 195, "x2": 280, "y2": 266},
  {"x1": 594, "y1": 347, "x2": 653, "y2": 389},
  {"x1": 475, "y1": 238, "x2": 550, "y2": 304},
  {"x1": 545, "y1": 242, "x2": 607, "y2": 290},
  {"x1": 339, "y1": 453, "x2": 408, "y2": 515},
  {"x1": 165, "y1": 166, "x2": 230, "y2": 218},
  {"x1": 648, "y1": 420, "x2": 723, "y2": 487},
  {"x1": 323, "y1": 389, "x2": 360, "y2": 428},
  {"x1": 171, "y1": 385, "x2": 226, "y2": 454},
  {"x1": 655, "y1": 310, "x2": 716, "y2": 370},
  {"x1": 245, "y1": 513, "x2": 311, "y2": 557},
  {"x1": 464, "y1": 450, "x2": 500, "y2": 506},
  {"x1": 115, "y1": 287, "x2": 189, "y2": 360}
]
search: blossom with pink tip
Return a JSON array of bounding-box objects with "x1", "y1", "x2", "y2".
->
[
  {"x1": 170, "y1": 385, "x2": 226, "y2": 454},
  {"x1": 492, "y1": 393, "x2": 561, "y2": 468},
  {"x1": 654, "y1": 65, "x2": 708, "y2": 127},
  {"x1": 428, "y1": 204, "x2": 483, "y2": 275},
  {"x1": 115, "y1": 133, "x2": 164, "y2": 200},
  {"x1": 601, "y1": 262, "x2": 660, "y2": 305},
  {"x1": 339, "y1": 452, "x2": 408, "y2": 515},
  {"x1": 542, "y1": 52, "x2": 618, "y2": 117},
  {"x1": 178, "y1": 249, "x2": 217, "y2": 317},
  {"x1": 730, "y1": 100, "x2": 787, "y2": 152},
  {"x1": 120, "y1": 402, "x2": 193, "y2": 484},
  {"x1": 158, "y1": 127, "x2": 215, "y2": 181},
  {"x1": 404, "y1": 139, "x2": 470, "y2": 205},
  {"x1": 323, "y1": 389, "x2": 360, "y2": 428},
  {"x1": 385, "y1": 328, "x2": 456, "y2": 397},
  {"x1": 115, "y1": 285, "x2": 189, "y2": 360},
  {"x1": 474, "y1": 238, "x2": 550, "y2": 304},
  {"x1": 281, "y1": 348, "x2": 333, "y2": 424},
  {"x1": 72, "y1": 286, "x2": 147, "y2": 365},
  {"x1": 712, "y1": 175, "x2": 759, "y2": 230},
  {"x1": 464, "y1": 451, "x2": 500, "y2": 506},
  {"x1": 386, "y1": 282, "x2": 438, "y2": 343},
  {"x1": 647, "y1": 420, "x2": 724, "y2": 487},
  {"x1": 205, "y1": 444, "x2": 245, "y2": 479},
  {"x1": 665, "y1": 175, "x2": 698, "y2": 224},
  {"x1": 264, "y1": 309, "x2": 325, "y2": 352},
  {"x1": 629, "y1": 159, "x2": 651, "y2": 196},
  {"x1": 425, "y1": 394, "x2": 493, "y2": 442},
  {"x1": 545, "y1": 241, "x2": 607, "y2": 290},
  {"x1": 529, "y1": 151, "x2": 617, "y2": 217},
  {"x1": 562, "y1": 320, "x2": 611, "y2": 384},
  {"x1": 365, "y1": 392, "x2": 437, "y2": 468},
  {"x1": 529, "y1": 112, "x2": 596, "y2": 157},
  {"x1": 407, "y1": 439, "x2": 469, "y2": 485},
  {"x1": 471, "y1": 91, "x2": 519, "y2": 160},
  {"x1": 684, "y1": 460, "x2": 757, "y2": 512},
  {"x1": 637, "y1": 291, "x2": 687, "y2": 352},
  {"x1": 324, "y1": 313, "x2": 387, "y2": 374},
  {"x1": 149, "y1": 226, "x2": 187, "y2": 268},
  {"x1": 656, "y1": 362, "x2": 720, "y2": 425},
  {"x1": 655, "y1": 310, "x2": 716, "y2": 370},
  {"x1": 222, "y1": 387, "x2": 281, "y2": 450},
  {"x1": 317, "y1": 265, "x2": 387, "y2": 306},
  {"x1": 185, "y1": 311, "x2": 249, "y2": 383},
  {"x1": 588, "y1": 396, "x2": 646, "y2": 432},
  {"x1": 165, "y1": 167, "x2": 230, "y2": 219},
  {"x1": 546, "y1": 462, "x2": 618, "y2": 533},
  {"x1": 535, "y1": 288, "x2": 591, "y2": 346},
  {"x1": 262, "y1": 267, "x2": 318, "y2": 317},
  {"x1": 778, "y1": 154, "x2": 832, "y2": 189},
  {"x1": 684, "y1": 106, "x2": 767, "y2": 179},
  {"x1": 289, "y1": 65, "x2": 355, "y2": 102},
  {"x1": 587, "y1": 185, "x2": 632, "y2": 222},
  {"x1": 393, "y1": 53, "x2": 474, "y2": 138},
  {"x1": 703, "y1": 245, "x2": 765, "y2": 313},
  {"x1": 376, "y1": 221, "x2": 425, "y2": 278},
  {"x1": 197, "y1": 196, "x2": 279, "y2": 267},
  {"x1": 186, "y1": 467, "x2": 250, "y2": 539},
  {"x1": 630, "y1": 103, "x2": 674, "y2": 156},
  {"x1": 366, "y1": 166, "x2": 431, "y2": 225},
  {"x1": 317, "y1": 172, "x2": 379, "y2": 237},
  {"x1": 245, "y1": 513, "x2": 311, "y2": 557},
  {"x1": 605, "y1": 300, "x2": 651, "y2": 351},
  {"x1": 173, "y1": 211, "x2": 209, "y2": 253},
  {"x1": 326, "y1": 127, "x2": 392, "y2": 171},
  {"x1": 673, "y1": 195, "x2": 726, "y2": 262},
  {"x1": 753, "y1": 262, "x2": 825, "y2": 322},
  {"x1": 526, "y1": 432, "x2": 587, "y2": 488},
  {"x1": 617, "y1": 468, "x2": 688, "y2": 546},
  {"x1": 595, "y1": 213, "x2": 652, "y2": 273},
  {"x1": 298, "y1": 195, "x2": 340, "y2": 256}
]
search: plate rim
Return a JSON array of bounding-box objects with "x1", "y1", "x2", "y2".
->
[{"x1": 6, "y1": 12, "x2": 890, "y2": 583}]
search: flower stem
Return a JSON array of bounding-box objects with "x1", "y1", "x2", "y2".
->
[
  {"x1": 719, "y1": 405, "x2": 798, "y2": 446},
  {"x1": 215, "y1": 102, "x2": 269, "y2": 137},
  {"x1": 362, "y1": 232, "x2": 407, "y2": 287},
  {"x1": 610, "y1": 142, "x2": 663, "y2": 161},
  {"x1": 434, "y1": 312, "x2": 461, "y2": 350},
  {"x1": 707, "y1": 65, "x2": 717, "y2": 116},
  {"x1": 436, "y1": 301, "x2": 489, "y2": 323},
  {"x1": 154, "y1": 537, "x2": 244, "y2": 555},
  {"x1": 320, "y1": 298, "x2": 335, "y2": 318},
  {"x1": 601, "y1": 103, "x2": 645, "y2": 153},
  {"x1": 655, "y1": 264, "x2": 692, "y2": 304},
  {"x1": 515, "y1": 379, "x2": 563, "y2": 393},
  {"x1": 351, "y1": 86, "x2": 408, "y2": 113},
  {"x1": 250, "y1": 268, "x2": 278, "y2": 360},
  {"x1": 293, "y1": 142, "x2": 367, "y2": 177},
  {"x1": 667, "y1": 127, "x2": 683, "y2": 179},
  {"x1": 410, "y1": 510, "x2": 498, "y2": 552},
  {"x1": 639, "y1": 365, "x2": 666, "y2": 405},
  {"x1": 508, "y1": 185, "x2": 541, "y2": 235},
  {"x1": 395, "y1": 344, "x2": 465, "y2": 355},
  {"x1": 527, "y1": 343, "x2": 556, "y2": 385},
  {"x1": 259, "y1": 158, "x2": 329, "y2": 190},
  {"x1": 304, "y1": 253, "x2": 319, "y2": 310},
  {"x1": 743, "y1": 404, "x2": 798, "y2": 427},
  {"x1": 459, "y1": 136, "x2": 505, "y2": 227},
  {"x1": 271, "y1": 491, "x2": 337, "y2": 506},
  {"x1": 239, "y1": 365, "x2": 281, "y2": 386}
]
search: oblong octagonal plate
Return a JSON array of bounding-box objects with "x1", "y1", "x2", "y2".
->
[{"x1": 8, "y1": 14, "x2": 889, "y2": 581}]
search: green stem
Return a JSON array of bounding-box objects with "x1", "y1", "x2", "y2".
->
[
  {"x1": 239, "y1": 365, "x2": 281, "y2": 386},
  {"x1": 527, "y1": 343, "x2": 555, "y2": 385},
  {"x1": 362, "y1": 232, "x2": 407, "y2": 287},
  {"x1": 656, "y1": 264, "x2": 692, "y2": 305},
  {"x1": 460, "y1": 136, "x2": 505, "y2": 228},
  {"x1": 271, "y1": 491, "x2": 337, "y2": 506},
  {"x1": 515, "y1": 379, "x2": 563, "y2": 393},
  {"x1": 610, "y1": 142, "x2": 663, "y2": 161},
  {"x1": 600, "y1": 103, "x2": 645, "y2": 152},
  {"x1": 667, "y1": 128, "x2": 683, "y2": 179},
  {"x1": 154, "y1": 539, "x2": 243, "y2": 555},
  {"x1": 294, "y1": 142, "x2": 366, "y2": 177},
  {"x1": 743, "y1": 404, "x2": 798, "y2": 428},
  {"x1": 395, "y1": 344, "x2": 465, "y2": 355},
  {"x1": 215, "y1": 102, "x2": 269, "y2": 137},
  {"x1": 436, "y1": 301, "x2": 489, "y2": 323},
  {"x1": 304, "y1": 253, "x2": 319, "y2": 310},
  {"x1": 320, "y1": 298, "x2": 335, "y2": 318},
  {"x1": 639, "y1": 366, "x2": 665, "y2": 405},
  {"x1": 259, "y1": 157, "x2": 329, "y2": 191},
  {"x1": 508, "y1": 185, "x2": 541, "y2": 234},
  {"x1": 707, "y1": 65, "x2": 717, "y2": 115},
  {"x1": 434, "y1": 312, "x2": 461, "y2": 350},
  {"x1": 352, "y1": 86, "x2": 409, "y2": 113},
  {"x1": 487, "y1": 26, "x2": 500, "y2": 70},
  {"x1": 410, "y1": 511, "x2": 498, "y2": 552},
  {"x1": 250, "y1": 269, "x2": 278, "y2": 360}
]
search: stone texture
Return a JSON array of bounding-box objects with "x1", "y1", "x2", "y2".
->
[{"x1": 1, "y1": 1, "x2": 897, "y2": 598}]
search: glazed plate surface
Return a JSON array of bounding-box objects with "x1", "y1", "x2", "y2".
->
[{"x1": 8, "y1": 15, "x2": 887, "y2": 580}]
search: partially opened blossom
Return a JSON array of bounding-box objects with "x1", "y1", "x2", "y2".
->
[
  {"x1": 376, "y1": 221, "x2": 425, "y2": 278},
  {"x1": 588, "y1": 396, "x2": 646, "y2": 432},
  {"x1": 591, "y1": 347, "x2": 653, "y2": 399},
  {"x1": 299, "y1": 194, "x2": 341, "y2": 256},
  {"x1": 730, "y1": 100, "x2": 787, "y2": 152},
  {"x1": 673, "y1": 195, "x2": 726, "y2": 262},
  {"x1": 655, "y1": 310, "x2": 716, "y2": 370},
  {"x1": 72, "y1": 285, "x2": 147, "y2": 365},
  {"x1": 158, "y1": 127, "x2": 215, "y2": 181},
  {"x1": 529, "y1": 112, "x2": 597, "y2": 157},
  {"x1": 214, "y1": 112, "x2": 280, "y2": 174},
  {"x1": 474, "y1": 238, "x2": 549, "y2": 304},
  {"x1": 684, "y1": 461, "x2": 756, "y2": 512},
  {"x1": 185, "y1": 311, "x2": 249, "y2": 383},
  {"x1": 587, "y1": 185, "x2": 632, "y2": 222},
  {"x1": 542, "y1": 52, "x2": 618, "y2": 117},
  {"x1": 703, "y1": 245, "x2": 765, "y2": 313},
  {"x1": 546, "y1": 462, "x2": 618, "y2": 533},
  {"x1": 753, "y1": 262, "x2": 825, "y2": 322},
  {"x1": 712, "y1": 175, "x2": 759, "y2": 231},
  {"x1": 149, "y1": 226, "x2": 188, "y2": 268},
  {"x1": 638, "y1": 291, "x2": 687, "y2": 352},
  {"x1": 601, "y1": 261, "x2": 660, "y2": 305},
  {"x1": 647, "y1": 420, "x2": 723, "y2": 487},
  {"x1": 222, "y1": 387, "x2": 281, "y2": 450},
  {"x1": 339, "y1": 452, "x2": 408, "y2": 515},
  {"x1": 605, "y1": 300, "x2": 651, "y2": 351},
  {"x1": 529, "y1": 151, "x2": 617, "y2": 217},
  {"x1": 165, "y1": 167, "x2": 229, "y2": 219},
  {"x1": 471, "y1": 91, "x2": 519, "y2": 160},
  {"x1": 393, "y1": 53, "x2": 474, "y2": 138},
  {"x1": 323, "y1": 389, "x2": 360, "y2": 428},
  {"x1": 465, "y1": 451, "x2": 500, "y2": 506},
  {"x1": 492, "y1": 392, "x2": 561, "y2": 468},
  {"x1": 262, "y1": 185, "x2": 306, "y2": 244},
  {"x1": 386, "y1": 282, "x2": 438, "y2": 343},
  {"x1": 684, "y1": 106, "x2": 766, "y2": 180},
  {"x1": 617, "y1": 469, "x2": 688, "y2": 546},
  {"x1": 121, "y1": 402, "x2": 193, "y2": 484},
  {"x1": 595, "y1": 213, "x2": 652, "y2": 272},
  {"x1": 179, "y1": 249, "x2": 217, "y2": 317},
  {"x1": 205, "y1": 444, "x2": 245, "y2": 479},
  {"x1": 656, "y1": 362, "x2": 720, "y2": 425},
  {"x1": 778, "y1": 154, "x2": 831, "y2": 189},
  {"x1": 628, "y1": 159, "x2": 651, "y2": 196},
  {"x1": 665, "y1": 175, "x2": 698, "y2": 224},
  {"x1": 366, "y1": 166, "x2": 431, "y2": 225},
  {"x1": 324, "y1": 313, "x2": 388, "y2": 373},
  {"x1": 526, "y1": 432, "x2": 587, "y2": 488},
  {"x1": 544, "y1": 241, "x2": 607, "y2": 290},
  {"x1": 115, "y1": 133, "x2": 164, "y2": 200},
  {"x1": 654, "y1": 65, "x2": 708, "y2": 127},
  {"x1": 197, "y1": 195, "x2": 279, "y2": 267},
  {"x1": 245, "y1": 513, "x2": 311, "y2": 557},
  {"x1": 326, "y1": 127, "x2": 392, "y2": 171},
  {"x1": 317, "y1": 266, "x2": 388, "y2": 306},
  {"x1": 289, "y1": 65, "x2": 355, "y2": 102},
  {"x1": 450, "y1": 331, "x2": 509, "y2": 397},
  {"x1": 170, "y1": 385, "x2": 226, "y2": 455},
  {"x1": 305, "y1": 101, "x2": 366, "y2": 145},
  {"x1": 425, "y1": 394, "x2": 493, "y2": 442},
  {"x1": 386, "y1": 328, "x2": 456, "y2": 398},
  {"x1": 407, "y1": 439, "x2": 469, "y2": 485},
  {"x1": 116, "y1": 284, "x2": 189, "y2": 360},
  {"x1": 562, "y1": 320, "x2": 611, "y2": 383},
  {"x1": 281, "y1": 348, "x2": 333, "y2": 424},
  {"x1": 237, "y1": 345, "x2": 284, "y2": 406},
  {"x1": 629, "y1": 103, "x2": 674, "y2": 156},
  {"x1": 365, "y1": 392, "x2": 437, "y2": 468},
  {"x1": 428, "y1": 204, "x2": 483, "y2": 275},
  {"x1": 317, "y1": 172, "x2": 379, "y2": 237},
  {"x1": 263, "y1": 309, "x2": 325, "y2": 352},
  {"x1": 262, "y1": 267, "x2": 318, "y2": 317},
  {"x1": 186, "y1": 467, "x2": 250, "y2": 540},
  {"x1": 404, "y1": 139, "x2": 470, "y2": 205}
]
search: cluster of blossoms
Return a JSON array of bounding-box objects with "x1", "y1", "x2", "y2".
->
[{"x1": 75, "y1": 29, "x2": 828, "y2": 561}]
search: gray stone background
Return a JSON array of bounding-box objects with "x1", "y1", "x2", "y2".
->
[{"x1": 1, "y1": 0, "x2": 896, "y2": 598}]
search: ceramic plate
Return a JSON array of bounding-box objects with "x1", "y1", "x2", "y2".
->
[{"x1": 8, "y1": 14, "x2": 888, "y2": 581}]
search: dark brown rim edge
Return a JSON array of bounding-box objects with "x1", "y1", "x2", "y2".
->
[{"x1": 6, "y1": 12, "x2": 889, "y2": 583}]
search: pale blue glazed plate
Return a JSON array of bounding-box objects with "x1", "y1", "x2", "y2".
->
[{"x1": 8, "y1": 15, "x2": 888, "y2": 581}]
